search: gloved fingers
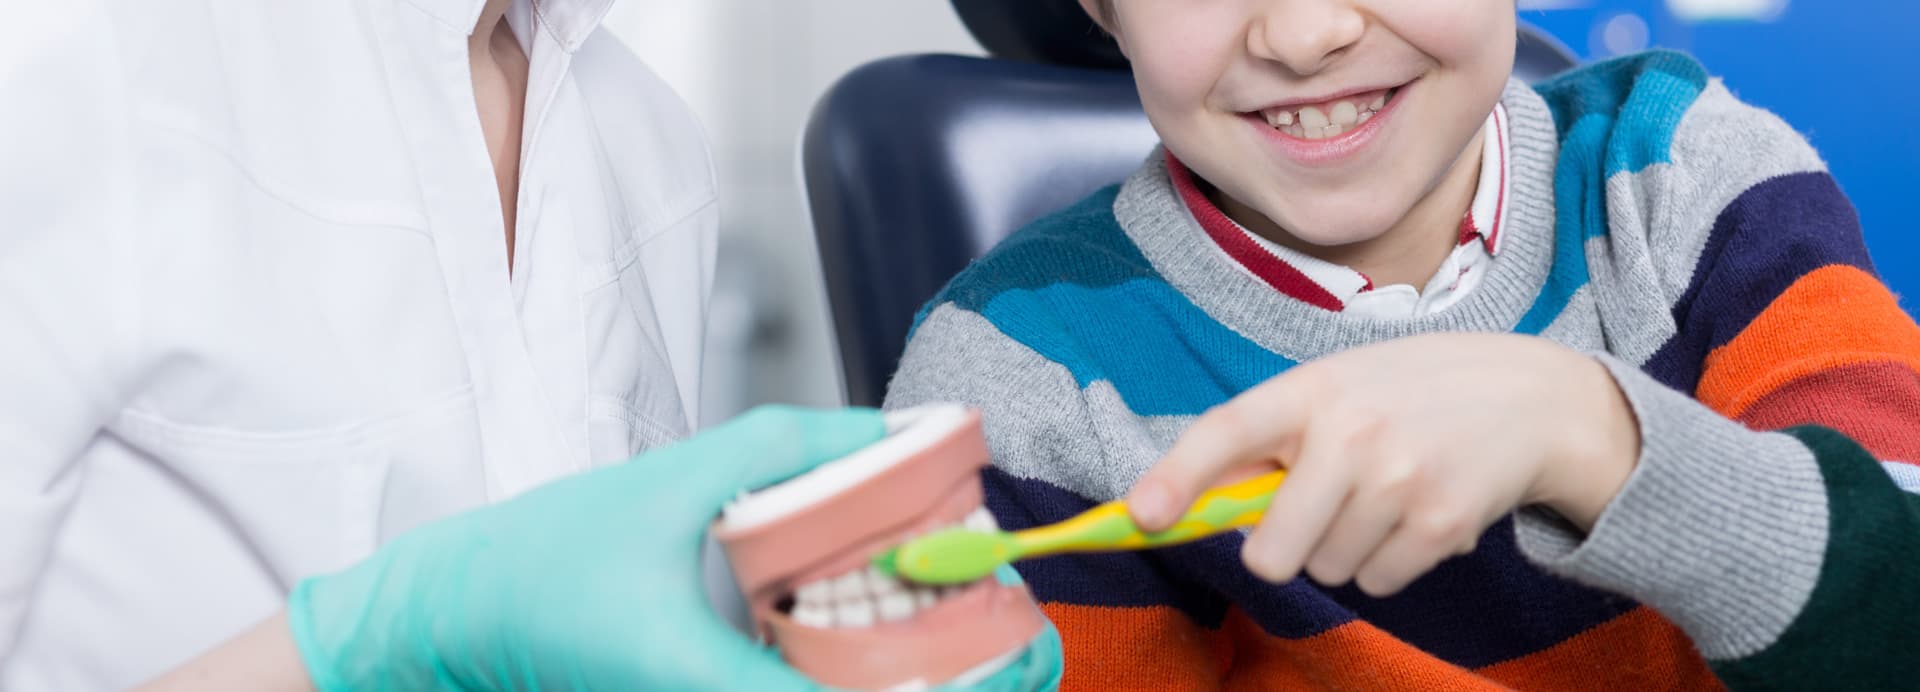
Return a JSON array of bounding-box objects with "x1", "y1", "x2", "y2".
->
[
  {"x1": 1021, "y1": 623, "x2": 1064, "y2": 692},
  {"x1": 642, "y1": 601, "x2": 825, "y2": 692},
  {"x1": 634, "y1": 405, "x2": 886, "y2": 508},
  {"x1": 730, "y1": 405, "x2": 888, "y2": 487},
  {"x1": 928, "y1": 622, "x2": 1064, "y2": 692}
]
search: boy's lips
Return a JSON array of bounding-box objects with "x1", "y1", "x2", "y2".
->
[{"x1": 1238, "y1": 79, "x2": 1415, "y2": 166}]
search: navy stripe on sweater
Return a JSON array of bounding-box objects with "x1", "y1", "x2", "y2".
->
[
  {"x1": 989, "y1": 468, "x2": 1648, "y2": 668},
  {"x1": 1645, "y1": 171, "x2": 1875, "y2": 392}
]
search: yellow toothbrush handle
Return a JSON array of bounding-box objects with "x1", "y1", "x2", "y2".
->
[{"x1": 1010, "y1": 469, "x2": 1287, "y2": 557}]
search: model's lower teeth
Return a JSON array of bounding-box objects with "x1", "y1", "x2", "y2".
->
[
  {"x1": 1260, "y1": 88, "x2": 1394, "y2": 140},
  {"x1": 784, "y1": 506, "x2": 999, "y2": 629}
]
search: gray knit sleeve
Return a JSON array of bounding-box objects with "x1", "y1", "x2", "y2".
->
[
  {"x1": 883, "y1": 303, "x2": 1102, "y2": 488},
  {"x1": 1512, "y1": 354, "x2": 1829, "y2": 661}
]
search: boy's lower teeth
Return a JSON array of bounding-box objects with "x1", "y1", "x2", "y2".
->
[{"x1": 784, "y1": 506, "x2": 998, "y2": 629}]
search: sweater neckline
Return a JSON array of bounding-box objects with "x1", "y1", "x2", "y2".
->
[
  {"x1": 1166, "y1": 102, "x2": 1511, "y2": 315},
  {"x1": 1111, "y1": 78, "x2": 1563, "y2": 362}
]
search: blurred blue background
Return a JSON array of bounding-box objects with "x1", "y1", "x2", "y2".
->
[{"x1": 1522, "y1": 0, "x2": 1918, "y2": 309}]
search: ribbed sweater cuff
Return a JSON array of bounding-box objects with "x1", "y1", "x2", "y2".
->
[{"x1": 1513, "y1": 354, "x2": 1828, "y2": 660}]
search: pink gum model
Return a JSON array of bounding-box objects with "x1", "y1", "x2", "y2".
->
[{"x1": 713, "y1": 407, "x2": 1047, "y2": 690}]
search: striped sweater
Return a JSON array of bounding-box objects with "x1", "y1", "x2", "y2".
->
[{"x1": 885, "y1": 51, "x2": 1920, "y2": 690}]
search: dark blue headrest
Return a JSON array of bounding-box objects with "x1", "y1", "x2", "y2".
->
[{"x1": 952, "y1": 0, "x2": 1127, "y2": 69}]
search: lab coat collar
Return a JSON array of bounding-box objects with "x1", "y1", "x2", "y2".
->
[{"x1": 402, "y1": 0, "x2": 615, "y2": 52}]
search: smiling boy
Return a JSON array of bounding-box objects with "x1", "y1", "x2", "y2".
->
[{"x1": 884, "y1": 0, "x2": 1920, "y2": 689}]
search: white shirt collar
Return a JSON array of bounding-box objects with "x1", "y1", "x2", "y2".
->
[
  {"x1": 401, "y1": 0, "x2": 615, "y2": 52},
  {"x1": 1234, "y1": 102, "x2": 1511, "y2": 313}
]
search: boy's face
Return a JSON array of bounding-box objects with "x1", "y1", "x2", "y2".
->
[{"x1": 1087, "y1": 0, "x2": 1515, "y2": 248}]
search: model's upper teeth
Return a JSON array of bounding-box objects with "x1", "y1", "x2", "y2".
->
[
  {"x1": 1261, "y1": 89, "x2": 1392, "y2": 140},
  {"x1": 787, "y1": 506, "x2": 1000, "y2": 629}
]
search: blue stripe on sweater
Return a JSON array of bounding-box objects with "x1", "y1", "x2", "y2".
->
[
  {"x1": 1513, "y1": 164, "x2": 1593, "y2": 335},
  {"x1": 912, "y1": 186, "x2": 1141, "y2": 335},
  {"x1": 1644, "y1": 172, "x2": 1876, "y2": 392},
  {"x1": 1536, "y1": 50, "x2": 1709, "y2": 182},
  {"x1": 1516, "y1": 52, "x2": 1708, "y2": 333},
  {"x1": 921, "y1": 184, "x2": 1295, "y2": 416},
  {"x1": 980, "y1": 280, "x2": 1295, "y2": 417}
]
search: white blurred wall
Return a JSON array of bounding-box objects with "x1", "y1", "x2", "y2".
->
[{"x1": 602, "y1": 2, "x2": 983, "y2": 426}]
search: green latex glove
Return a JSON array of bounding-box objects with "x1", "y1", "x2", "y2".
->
[
  {"x1": 931, "y1": 626, "x2": 1062, "y2": 692},
  {"x1": 287, "y1": 406, "x2": 888, "y2": 690}
]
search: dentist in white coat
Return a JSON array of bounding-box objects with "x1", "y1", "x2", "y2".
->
[
  {"x1": 0, "y1": 0, "x2": 755, "y2": 688},
  {"x1": 6, "y1": 1, "x2": 1064, "y2": 688}
]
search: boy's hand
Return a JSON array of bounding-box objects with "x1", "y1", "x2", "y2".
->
[{"x1": 1126, "y1": 333, "x2": 1641, "y2": 597}]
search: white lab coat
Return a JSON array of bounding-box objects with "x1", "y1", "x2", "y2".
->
[{"x1": 0, "y1": 0, "x2": 716, "y2": 688}]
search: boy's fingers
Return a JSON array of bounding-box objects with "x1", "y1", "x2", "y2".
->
[
  {"x1": 1302, "y1": 489, "x2": 1403, "y2": 588},
  {"x1": 1352, "y1": 498, "x2": 1490, "y2": 597},
  {"x1": 1241, "y1": 424, "x2": 1349, "y2": 583},
  {"x1": 1352, "y1": 526, "x2": 1452, "y2": 597},
  {"x1": 1129, "y1": 374, "x2": 1316, "y2": 529}
]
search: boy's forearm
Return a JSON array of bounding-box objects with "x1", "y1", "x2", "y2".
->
[{"x1": 1515, "y1": 359, "x2": 1920, "y2": 689}]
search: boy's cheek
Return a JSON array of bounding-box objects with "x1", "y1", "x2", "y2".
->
[{"x1": 1366, "y1": 0, "x2": 1518, "y2": 76}]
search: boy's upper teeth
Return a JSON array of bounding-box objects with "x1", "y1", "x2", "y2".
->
[
  {"x1": 786, "y1": 506, "x2": 1000, "y2": 630},
  {"x1": 1261, "y1": 89, "x2": 1392, "y2": 138}
]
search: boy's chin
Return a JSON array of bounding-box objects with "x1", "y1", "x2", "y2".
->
[
  {"x1": 1264, "y1": 212, "x2": 1400, "y2": 250},
  {"x1": 1222, "y1": 187, "x2": 1408, "y2": 249},
  {"x1": 1287, "y1": 226, "x2": 1393, "y2": 250}
]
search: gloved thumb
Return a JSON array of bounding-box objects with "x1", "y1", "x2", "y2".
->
[{"x1": 687, "y1": 405, "x2": 888, "y2": 506}]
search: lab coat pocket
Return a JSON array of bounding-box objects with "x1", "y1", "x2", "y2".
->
[{"x1": 108, "y1": 389, "x2": 478, "y2": 583}]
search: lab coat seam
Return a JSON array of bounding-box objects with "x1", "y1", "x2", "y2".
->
[
  {"x1": 137, "y1": 114, "x2": 433, "y2": 235},
  {"x1": 566, "y1": 42, "x2": 717, "y2": 275},
  {"x1": 110, "y1": 385, "x2": 477, "y2": 450},
  {"x1": 570, "y1": 72, "x2": 636, "y2": 247},
  {"x1": 587, "y1": 395, "x2": 681, "y2": 452},
  {"x1": 398, "y1": 0, "x2": 472, "y2": 35},
  {"x1": 579, "y1": 195, "x2": 716, "y2": 293},
  {"x1": 528, "y1": 0, "x2": 571, "y2": 51},
  {"x1": 630, "y1": 195, "x2": 719, "y2": 252},
  {"x1": 506, "y1": 19, "x2": 575, "y2": 298}
]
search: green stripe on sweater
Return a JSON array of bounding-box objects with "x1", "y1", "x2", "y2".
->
[{"x1": 1712, "y1": 426, "x2": 1920, "y2": 689}]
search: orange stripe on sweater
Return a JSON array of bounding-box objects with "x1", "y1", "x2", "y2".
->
[
  {"x1": 1047, "y1": 604, "x2": 1720, "y2": 691},
  {"x1": 1043, "y1": 603, "x2": 1228, "y2": 692},
  {"x1": 1738, "y1": 359, "x2": 1920, "y2": 461},
  {"x1": 1696, "y1": 265, "x2": 1920, "y2": 420},
  {"x1": 1218, "y1": 611, "x2": 1505, "y2": 691},
  {"x1": 1475, "y1": 606, "x2": 1722, "y2": 691}
]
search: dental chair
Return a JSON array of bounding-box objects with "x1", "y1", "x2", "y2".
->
[{"x1": 804, "y1": 0, "x2": 1581, "y2": 406}]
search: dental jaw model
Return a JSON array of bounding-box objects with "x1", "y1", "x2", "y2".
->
[{"x1": 713, "y1": 405, "x2": 1046, "y2": 691}]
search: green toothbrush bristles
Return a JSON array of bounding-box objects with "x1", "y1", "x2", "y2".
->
[
  {"x1": 870, "y1": 547, "x2": 901, "y2": 578},
  {"x1": 884, "y1": 528, "x2": 1014, "y2": 585}
]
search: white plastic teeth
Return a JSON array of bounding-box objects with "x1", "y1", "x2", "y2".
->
[
  {"x1": 788, "y1": 507, "x2": 999, "y2": 629},
  {"x1": 1261, "y1": 89, "x2": 1392, "y2": 141}
]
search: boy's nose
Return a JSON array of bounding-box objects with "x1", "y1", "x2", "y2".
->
[{"x1": 1246, "y1": 0, "x2": 1366, "y2": 75}]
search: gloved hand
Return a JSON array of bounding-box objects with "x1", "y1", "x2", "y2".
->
[
  {"x1": 287, "y1": 406, "x2": 888, "y2": 691},
  {"x1": 936, "y1": 626, "x2": 1062, "y2": 692}
]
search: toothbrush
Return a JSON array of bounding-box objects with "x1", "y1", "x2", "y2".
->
[{"x1": 872, "y1": 469, "x2": 1287, "y2": 585}]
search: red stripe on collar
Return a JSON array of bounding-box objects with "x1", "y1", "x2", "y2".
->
[{"x1": 1165, "y1": 154, "x2": 1345, "y2": 312}]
